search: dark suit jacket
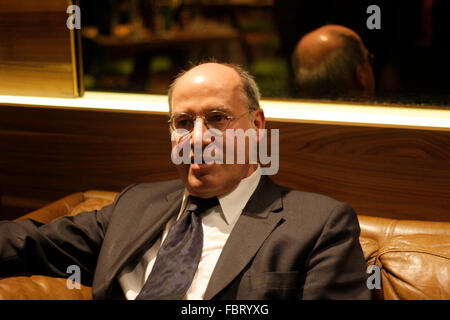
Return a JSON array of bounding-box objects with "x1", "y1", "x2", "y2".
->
[{"x1": 0, "y1": 176, "x2": 370, "y2": 299}]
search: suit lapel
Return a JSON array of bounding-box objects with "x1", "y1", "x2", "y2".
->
[
  {"x1": 203, "y1": 176, "x2": 284, "y2": 299},
  {"x1": 104, "y1": 187, "x2": 184, "y2": 288}
]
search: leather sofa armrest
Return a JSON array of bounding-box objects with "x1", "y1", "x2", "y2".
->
[
  {"x1": 1, "y1": 191, "x2": 117, "y2": 300},
  {"x1": 0, "y1": 275, "x2": 92, "y2": 300},
  {"x1": 14, "y1": 193, "x2": 85, "y2": 224},
  {"x1": 13, "y1": 190, "x2": 117, "y2": 224},
  {"x1": 376, "y1": 234, "x2": 450, "y2": 300}
]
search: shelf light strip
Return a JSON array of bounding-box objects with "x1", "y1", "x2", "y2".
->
[{"x1": 1, "y1": 92, "x2": 449, "y2": 129}]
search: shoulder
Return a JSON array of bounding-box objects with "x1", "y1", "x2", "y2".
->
[
  {"x1": 112, "y1": 179, "x2": 184, "y2": 207},
  {"x1": 279, "y1": 184, "x2": 343, "y2": 212},
  {"x1": 273, "y1": 181, "x2": 358, "y2": 230},
  {"x1": 128, "y1": 179, "x2": 185, "y2": 195}
]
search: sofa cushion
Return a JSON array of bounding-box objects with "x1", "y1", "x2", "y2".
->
[
  {"x1": 0, "y1": 275, "x2": 92, "y2": 300},
  {"x1": 359, "y1": 236, "x2": 379, "y2": 266},
  {"x1": 376, "y1": 234, "x2": 450, "y2": 300}
]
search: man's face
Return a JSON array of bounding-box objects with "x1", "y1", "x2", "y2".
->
[{"x1": 170, "y1": 63, "x2": 264, "y2": 198}]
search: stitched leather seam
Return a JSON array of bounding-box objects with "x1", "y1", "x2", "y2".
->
[{"x1": 377, "y1": 248, "x2": 450, "y2": 260}]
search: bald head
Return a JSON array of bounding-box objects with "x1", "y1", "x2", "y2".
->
[
  {"x1": 175, "y1": 63, "x2": 241, "y2": 92},
  {"x1": 292, "y1": 25, "x2": 375, "y2": 99},
  {"x1": 168, "y1": 62, "x2": 260, "y2": 114},
  {"x1": 295, "y1": 25, "x2": 363, "y2": 68}
]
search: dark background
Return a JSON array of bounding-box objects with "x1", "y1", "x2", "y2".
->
[{"x1": 79, "y1": 0, "x2": 449, "y2": 107}]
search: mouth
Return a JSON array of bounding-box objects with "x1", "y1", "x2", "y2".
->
[
  {"x1": 190, "y1": 155, "x2": 215, "y2": 171},
  {"x1": 191, "y1": 162, "x2": 211, "y2": 170}
]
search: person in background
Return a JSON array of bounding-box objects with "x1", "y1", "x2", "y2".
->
[{"x1": 291, "y1": 25, "x2": 375, "y2": 100}]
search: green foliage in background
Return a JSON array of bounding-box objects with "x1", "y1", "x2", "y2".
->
[
  {"x1": 250, "y1": 58, "x2": 290, "y2": 98},
  {"x1": 149, "y1": 56, "x2": 173, "y2": 73}
]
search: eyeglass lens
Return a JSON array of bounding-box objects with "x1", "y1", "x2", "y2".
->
[{"x1": 172, "y1": 111, "x2": 230, "y2": 131}]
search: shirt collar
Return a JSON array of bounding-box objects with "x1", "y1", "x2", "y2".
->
[{"x1": 179, "y1": 166, "x2": 262, "y2": 225}]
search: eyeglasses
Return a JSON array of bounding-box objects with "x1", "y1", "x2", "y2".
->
[{"x1": 168, "y1": 109, "x2": 250, "y2": 133}]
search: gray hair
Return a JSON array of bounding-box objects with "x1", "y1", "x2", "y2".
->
[
  {"x1": 292, "y1": 33, "x2": 365, "y2": 99},
  {"x1": 167, "y1": 61, "x2": 261, "y2": 114}
]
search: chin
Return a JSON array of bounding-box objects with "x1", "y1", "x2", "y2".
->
[
  {"x1": 186, "y1": 174, "x2": 221, "y2": 198},
  {"x1": 177, "y1": 163, "x2": 249, "y2": 197}
]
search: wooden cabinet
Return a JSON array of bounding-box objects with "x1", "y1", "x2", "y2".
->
[{"x1": 0, "y1": 0, "x2": 83, "y2": 98}]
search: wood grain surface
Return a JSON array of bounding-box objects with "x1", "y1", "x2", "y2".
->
[
  {"x1": 0, "y1": 0, "x2": 81, "y2": 98},
  {"x1": 266, "y1": 121, "x2": 450, "y2": 221},
  {"x1": 0, "y1": 104, "x2": 449, "y2": 221}
]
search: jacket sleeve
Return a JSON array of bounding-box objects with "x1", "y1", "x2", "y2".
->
[
  {"x1": 0, "y1": 203, "x2": 114, "y2": 286},
  {"x1": 301, "y1": 203, "x2": 371, "y2": 300}
]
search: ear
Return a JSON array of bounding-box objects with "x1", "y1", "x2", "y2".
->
[
  {"x1": 356, "y1": 64, "x2": 368, "y2": 90},
  {"x1": 251, "y1": 108, "x2": 266, "y2": 142},
  {"x1": 356, "y1": 63, "x2": 375, "y2": 97}
]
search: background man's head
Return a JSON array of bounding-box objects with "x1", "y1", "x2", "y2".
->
[
  {"x1": 291, "y1": 24, "x2": 375, "y2": 100},
  {"x1": 168, "y1": 62, "x2": 265, "y2": 198}
]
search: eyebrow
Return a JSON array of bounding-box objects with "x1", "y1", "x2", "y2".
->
[
  {"x1": 173, "y1": 105, "x2": 232, "y2": 116},
  {"x1": 205, "y1": 105, "x2": 231, "y2": 113}
]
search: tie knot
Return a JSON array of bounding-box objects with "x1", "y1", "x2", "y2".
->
[{"x1": 188, "y1": 196, "x2": 219, "y2": 213}]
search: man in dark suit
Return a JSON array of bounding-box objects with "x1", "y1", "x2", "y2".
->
[{"x1": 0, "y1": 62, "x2": 370, "y2": 300}]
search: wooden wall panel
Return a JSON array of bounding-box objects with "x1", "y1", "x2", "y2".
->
[
  {"x1": 266, "y1": 122, "x2": 450, "y2": 221},
  {"x1": 0, "y1": 104, "x2": 449, "y2": 221},
  {"x1": 0, "y1": 0, "x2": 82, "y2": 98},
  {"x1": 0, "y1": 106, "x2": 177, "y2": 219}
]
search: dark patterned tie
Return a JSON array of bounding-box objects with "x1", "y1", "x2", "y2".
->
[{"x1": 135, "y1": 195, "x2": 219, "y2": 300}]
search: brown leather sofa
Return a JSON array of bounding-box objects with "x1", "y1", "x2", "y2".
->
[{"x1": 1, "y1": 191, "x2": 449, "y2": 300}]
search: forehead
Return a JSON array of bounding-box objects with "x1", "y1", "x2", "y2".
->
[{"x1": 171, "y1": 64, "x2": 246, "y2": 112}]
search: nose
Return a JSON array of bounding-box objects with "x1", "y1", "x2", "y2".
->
[
  {"x1": 192, "y1": 117, "x2": 207, "y2": 144},
  {"x1": 191, "y1": 118, "x2": 208, "y2": 163}
]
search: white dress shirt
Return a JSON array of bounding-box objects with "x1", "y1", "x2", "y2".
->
[{"x1": 118, "y1": 166, "x2": 261, "y2": 300}]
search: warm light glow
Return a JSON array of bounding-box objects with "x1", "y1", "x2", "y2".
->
[
  {"x1": 194, "y1": 76, "x2": 205, "y2": 83},
  {"x1": 261, "y1": 100, "x2": 450, "y2": 129},
  {"x1": 0, "y1": 92, "x2": 449, "y2": 129},
  {"x1": 0, "y1": 92, "x2": 168, "y2": 113}
]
